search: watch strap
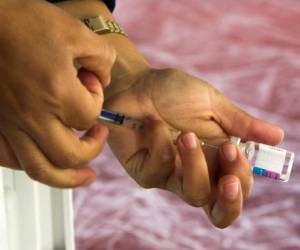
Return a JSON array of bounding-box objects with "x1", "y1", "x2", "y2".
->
[{"x1": 83, "y1": 16, "x2": 127, "y2": 37}]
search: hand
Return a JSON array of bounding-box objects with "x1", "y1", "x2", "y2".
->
[
  {"x1": 176, "y1": 132, "x2": 247, "y2": 228},
  {"x1": 121, "y1": 117, "x2": 248, "y2": 228},
  {"x1": 0, "y1": 0, "x2": 116, "y2": 187},
  {"x1": 57, "y1": 0, "x2": 283, "y2": 226},
  {"x1": 100, "y1": 68, "x2": 283, "y2": 227}
]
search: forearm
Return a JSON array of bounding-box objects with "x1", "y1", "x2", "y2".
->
[{"x1": 56, "y1": 0, "x2": 150, "y2": 99}]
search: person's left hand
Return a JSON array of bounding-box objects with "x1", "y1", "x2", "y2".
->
[{"x1": 79, "y1": 68, "x2": 283, "y2": 227}]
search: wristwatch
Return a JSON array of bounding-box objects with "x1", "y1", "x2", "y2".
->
[{"x1": 83, "y1": 16, "x2": 127, "y2": 37}]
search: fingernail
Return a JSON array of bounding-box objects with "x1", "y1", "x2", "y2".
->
[
  {"x1": 104, "y1": 75, "x2": 111, "y2": 87},
  {"x1": 223, "y1": 182, "x2": 239, "y2": 201},
  {"x1": 222, "y1": 143, "x2": 237, "y2": 162},
  {"x1": 181, "y1": 132, "x2": 198, "y2": 149}
]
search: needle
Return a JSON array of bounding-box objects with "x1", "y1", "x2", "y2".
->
[{"x1": 200, "y1": 142, "x2": 218, "y2": 149}]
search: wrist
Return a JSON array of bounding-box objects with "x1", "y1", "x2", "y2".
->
[
  {"x1": 56, "y1": 0, "x2": 151, "y2": 98},
  {"x1": 105, "y1": 57, "x2": 150, "y2": 98}
]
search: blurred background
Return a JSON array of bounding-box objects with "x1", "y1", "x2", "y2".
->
[{"x1": 74, "y1": 0, "x2": 300, "y2": 249}]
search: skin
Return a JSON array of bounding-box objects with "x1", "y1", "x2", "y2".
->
[
  {"x1": 80, "y1": 67, "x2": 283, "y2": 228},
  {"x1": 0, "y1": 0, "x2": 284, "y2": 228},
  {"x1": 0, "y1": 0, "x2": 116, "y2": 187},
  {"x1": 58, "y1": 0, "x2": 284, "y2": 228}
]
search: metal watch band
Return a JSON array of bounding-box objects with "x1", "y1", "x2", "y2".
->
[{"x1": 83, "y1": 16, "x2": 127, "y2": 37}]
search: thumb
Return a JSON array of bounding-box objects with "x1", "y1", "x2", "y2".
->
[
  {"x1": 140, "y1": 118, "x2": 176, "y2": 188},
  {"x1": 74, "y1": 30, "x2": 116, "y2": 87},
  {"x1": 77, "y1": 68, "x2": 104, "y2": 116},
  {"x1": 214, "y1": 93, "x2": 284, "y2": 145}
]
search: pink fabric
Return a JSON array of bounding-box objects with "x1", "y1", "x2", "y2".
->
[{"x1": 74, "y1": 1, "x2": 300, "y2": 249}]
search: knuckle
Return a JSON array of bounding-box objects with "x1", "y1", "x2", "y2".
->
[
  {"x1": 26, "y1": 165, "x2": 47, "y2": 182},
  {"x1": 58, "y1": 150, "x2": 82, "y2": 168}
]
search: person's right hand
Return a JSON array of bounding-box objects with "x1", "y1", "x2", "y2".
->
[{"x1": 0, "y1": 0, "x2": 116, "y2": 187}]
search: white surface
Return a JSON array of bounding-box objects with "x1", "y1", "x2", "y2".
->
[
  {"x1": 0, "y1": 168, "x2": 9, "y2": 250},
  {"x1": 0, "y1": 167, "x2": 75, "y2": 250}
]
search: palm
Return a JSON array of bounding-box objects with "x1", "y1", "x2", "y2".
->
[{"x1": 145, "y1": 69, "x2": 227, "y2": 141}]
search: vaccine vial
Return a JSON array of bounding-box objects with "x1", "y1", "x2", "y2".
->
[{"x1": 230, "y1": 136, "x2": 295, "y2": 182}]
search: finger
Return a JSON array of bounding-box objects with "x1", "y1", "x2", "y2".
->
[
  {"x1": 59, "y1": 71, "x2": 104, "y2": 131},
  {"x1": 73, "y1": 25, "x2": 116, "y2": 87},
  {"x1": 219, "y1": 141, "x2": 253, "y2": 199},
  {"x1": 210, "y1": 175, "x2": 242, "y2": 228},
  {"x1": 7, "y1": 130, "x2": 96, "y2": 188},
  {"x1": 177, "y1": 132, "x2": 211, "y2": 207},
  {"x1": 29, "y1": 120, "x2": 108, "y2": 169},
  {"x1": 78, "y1": 68, "x2": 103, "y2": 97},
  {"x1": 214, "y1": 93, "x2": 284, "y2": 145},
  {"x1": 0, "y1": 133, "x2": 21, "y2": 170},
  {"x1": 137, "y1": 119, "x2": 176, "y2": 189}
]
